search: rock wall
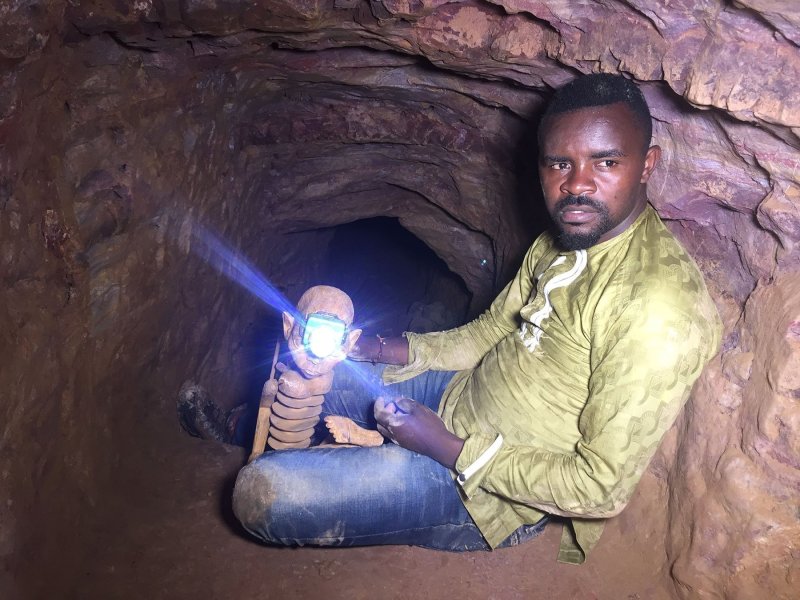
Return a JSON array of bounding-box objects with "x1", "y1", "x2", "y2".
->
[{"x1": 1, "y1": 1, "x2": 798, "y2": 598}]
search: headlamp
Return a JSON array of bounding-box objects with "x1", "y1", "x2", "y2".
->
[{"x1": 302, "y1": 312, "x2": 348, "y2": 359}]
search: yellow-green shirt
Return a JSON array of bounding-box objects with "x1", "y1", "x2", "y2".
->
[{"x1": 384, "y1": 205, "x2": 721, "y2": 564}]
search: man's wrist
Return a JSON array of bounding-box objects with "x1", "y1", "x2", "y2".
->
[
  {"x1": 431, "y1": 431, "x2": 465, "y2": 470},
  {"x1": 349, "y1": 335, "x2": 380, "y2": 362},
  {"x1": 349, "y1": 335, "x2": 409, "y2": 365},
  {"x1": 382, "y1": 336, "x2": 409, "y2": 365}
]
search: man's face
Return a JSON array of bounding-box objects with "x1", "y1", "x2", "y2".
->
[{"x1": 538, "y1": 102, "x2": 660, "y2": 250}]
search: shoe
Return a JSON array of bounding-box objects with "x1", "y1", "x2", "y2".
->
[
  {"x1": 224, "y1": 402, "x2": 248, "y2": 441},
  {"x1": 177, "y1": 380, "x2": 229, "y2": 443}
]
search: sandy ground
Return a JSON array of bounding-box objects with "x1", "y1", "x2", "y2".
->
[{"x1": 60, "y1": 412, "x2": 672, "y2": 600}]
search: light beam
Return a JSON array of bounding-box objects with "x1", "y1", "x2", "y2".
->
[{"x1": 190, "y1": 223, "x2": 299, "y2": 319}]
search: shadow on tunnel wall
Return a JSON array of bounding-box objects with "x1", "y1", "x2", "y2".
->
[{"x1": 511, "y1": 102, "x2": 551, "y2": 253}]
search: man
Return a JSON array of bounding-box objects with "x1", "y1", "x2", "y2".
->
[{"x1": 232, "y1": 73, "x2": 721, "y2": 564}]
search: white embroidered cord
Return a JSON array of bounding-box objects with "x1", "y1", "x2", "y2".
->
[
  {"x1": 519, "y1": 249, "x2": 588, "y2": 352},
  {"x1": 456, "y1": 434, "x2": 504, "y2": 486}
]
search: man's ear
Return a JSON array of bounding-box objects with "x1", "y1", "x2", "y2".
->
[
  {"x1": 343, "y1": 328, "x2": 363, "y2": 355},
  {"x1": 640, "y1": 145, "x2": 661, "y2": 183},
  {"x1": 282, "y1": 312, "x2": 295, "y2": 341}
]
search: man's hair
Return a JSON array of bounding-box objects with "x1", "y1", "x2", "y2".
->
[{"x1": 540, "y1": 73, "x2": 653, "y2": 150}]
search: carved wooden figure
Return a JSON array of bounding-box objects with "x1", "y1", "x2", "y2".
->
[{"x1": 249, "y1": 285, "x2": 363, "y2": 459}]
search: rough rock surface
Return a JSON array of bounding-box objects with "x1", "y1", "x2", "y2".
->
[{"x1": 1, "y1": 1, "x2": 799, "y2": 599}]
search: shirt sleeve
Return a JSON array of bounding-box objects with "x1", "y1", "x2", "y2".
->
[
  {"x1": 455, "y1": 288, "x2": 721, "y2": 517},
  {"x1": 386, "y1": 238, "x2": 547, "y2": 380}
]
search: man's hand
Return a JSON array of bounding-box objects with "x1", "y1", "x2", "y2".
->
[{"x1": 373, "y1": 397, "x2": 465, "y2": 469}]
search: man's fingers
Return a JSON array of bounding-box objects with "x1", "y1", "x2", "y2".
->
[
  {"x1": 377, "y1": 411, "x2": 405, "y2": 428},
  {"x1": 394, "y1": 397, "x2": 416, "y2": 413},
  {"x1": 373, "y1": 396, "x2": 401, "y2": 417},
  {"x1": 374, "y1": 399, "x2": 408, "y2": 429},
  {"x1": 376, "y1": 424, "x2": 400, "y2": 446},
  {"x1": 373, "y1": 397, "x2": 390, "y2": 419}
]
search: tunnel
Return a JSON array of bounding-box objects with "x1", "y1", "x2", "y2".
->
[
  {"x1": 1, "y1": 2, "x2": 799, "y2": 599},
  {"x1": 320, "y1": 217, "x2": 472, "y2": 336}
]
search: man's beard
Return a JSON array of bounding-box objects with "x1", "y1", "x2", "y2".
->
[{"x1": 553, "y1": 195, "x2": 612, "y2": 251}]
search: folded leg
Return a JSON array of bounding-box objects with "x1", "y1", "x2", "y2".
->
[{"x1": 233, "y1": 444, "x2": 489, "y2": 550}]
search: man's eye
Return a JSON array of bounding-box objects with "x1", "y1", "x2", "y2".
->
[
  {"x1": 600, "y1": 159, "x2": 617, "y2": 168},
  {"x1": 551, "y1": 162, "x2": 569, "y2": 170}
]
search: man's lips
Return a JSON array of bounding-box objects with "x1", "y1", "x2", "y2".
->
[{"x1": 559, "y1": 206, "x2": 598, "y2": 225}]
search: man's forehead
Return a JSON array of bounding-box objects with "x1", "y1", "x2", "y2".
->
[
  {"x1": 547, "y1": 102, "x2": 632, "y2": 127},
  {"x1": 540, "y1": 103, "x2": 644, "y2": 151}
]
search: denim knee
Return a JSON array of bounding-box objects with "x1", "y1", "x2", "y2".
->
[
  {"x1": 231, "y1": 445, "x2": 483, "y2": 550},
  {"x1": 232, "y1": 459, "x2": 280, "y2": 542}
]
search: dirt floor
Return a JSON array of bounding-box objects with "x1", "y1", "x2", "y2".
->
[{"x1": 48, "y1": 402, "x2": 673, "y2": 600}]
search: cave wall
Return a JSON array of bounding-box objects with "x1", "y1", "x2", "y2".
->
[
  {"x1": 0, "y1": 15, "x2": 340, "y2": 593},
  {"x1": 1, "y1": 1, "x2": 799, "y2": 599}
]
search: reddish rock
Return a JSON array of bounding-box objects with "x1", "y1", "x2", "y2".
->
[{"x1": 1, "y1": 1, "x2": 799, "y2": 599}]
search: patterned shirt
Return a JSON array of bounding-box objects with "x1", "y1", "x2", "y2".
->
[{"x1": 384, "y1": 205, "x2": 721, "y2": 563}]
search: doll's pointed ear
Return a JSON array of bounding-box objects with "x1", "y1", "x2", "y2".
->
[
  {"x1": 282, "y1": 312, "x2": 295, "y2": 341},
  {"x1": 343, "y1": 328, "x2": 362, "y2": 354}
]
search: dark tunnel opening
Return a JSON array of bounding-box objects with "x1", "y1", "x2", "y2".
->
[
  {"x1": 318, "y1": 217, "x2": 472, "y2": 336},
  {"x1": 229, "y1": 216, "x2": 473, "y2": 446}
]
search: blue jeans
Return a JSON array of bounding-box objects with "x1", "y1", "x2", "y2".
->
[{"x1": 232, "y1": 362, "x2": 547, "y2": 550}]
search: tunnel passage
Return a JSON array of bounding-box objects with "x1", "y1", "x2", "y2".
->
[
  {"x1": 214, "y1": 216, "x2": 474, "y2": 406},
  {"x1": 319, "y1": 217, "x2": 471, "y2": 336},
  {"x1": 228, "y1": 216, "x2": 473, "y2": 447}
]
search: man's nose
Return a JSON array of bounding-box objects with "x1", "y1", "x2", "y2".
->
[{"x1": 561, "y1": 164, "x2": 596, "y2": 197}]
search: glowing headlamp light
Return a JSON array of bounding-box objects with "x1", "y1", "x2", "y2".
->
[{"x1": 302, "y1": 312, "x2": 348, "y2": 359}]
